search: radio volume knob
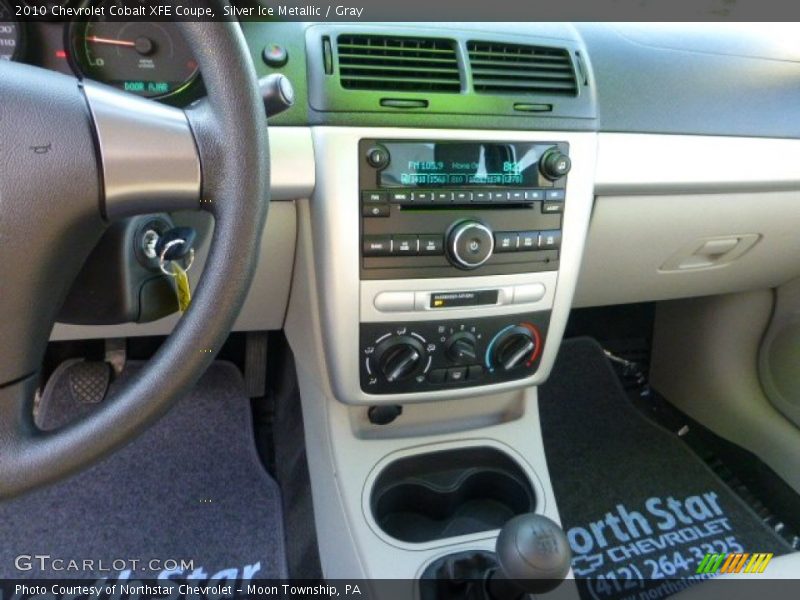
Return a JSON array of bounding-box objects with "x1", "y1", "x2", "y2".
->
[
  {"x1": 446, "y1": 220, "x2": 494, "y2": 270},
  {"x1": 540, "y1": 149, "x2": 572, "y2": 181}
]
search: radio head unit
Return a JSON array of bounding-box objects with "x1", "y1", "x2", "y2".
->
[{"x1": 360, "y1": 139, "x2": 570, "y2": 280}]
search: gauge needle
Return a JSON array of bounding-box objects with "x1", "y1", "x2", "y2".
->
[{"x1": 85, "y1": 36, "x2": 136, "y2": 48}]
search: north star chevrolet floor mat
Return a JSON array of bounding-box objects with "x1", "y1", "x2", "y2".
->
[
  {"x1": 539, "y1": 338, "x2": 791, "y2": 600},
  {"x1": 0, "y1": 362, "x2": 287, "y2": 583}
]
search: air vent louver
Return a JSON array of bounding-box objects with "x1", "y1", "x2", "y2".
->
[
  {"x1": 468, "y1": 41, "x2": 578, "y2": 96},
  {"x1": 337, "y1": 34, "x2": 461, "y2": 93}
]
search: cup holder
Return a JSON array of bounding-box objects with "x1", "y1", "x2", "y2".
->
[{"x1": 370, "y1": 447, "x2": 536, "y2": 543}]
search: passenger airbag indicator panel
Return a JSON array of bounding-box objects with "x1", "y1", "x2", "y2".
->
[{"x1": 430, "y1": 290, "x2": 499, "y2": 309}]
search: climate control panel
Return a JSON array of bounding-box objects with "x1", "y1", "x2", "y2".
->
[{"x1": 360, "y1": 313, "x2": 550, "y2": 394}]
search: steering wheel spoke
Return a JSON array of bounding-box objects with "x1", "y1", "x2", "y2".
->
[{"x1": 83, "y1": 82, "x2": 202, "y2": 221}]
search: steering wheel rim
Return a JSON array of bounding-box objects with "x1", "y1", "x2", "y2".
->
[{"x1": 0, "y1": 9, "x2": 269, "y2": 498}]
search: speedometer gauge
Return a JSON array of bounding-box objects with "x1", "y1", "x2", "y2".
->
[
  {"x1": 0, "y1": 0, "x2": 23, "y2": 61},
  {"x1": 68, "y1": 18, "x2": 199, "y2": 99}
]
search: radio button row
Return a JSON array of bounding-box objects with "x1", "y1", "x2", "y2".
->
[
  {"x1": 375, "y1": 189, "x2": 554, "y2": 204},
  {"x1": 364, "y1": 234, "x2": 445, "y2": 257},
  {"x1": 493, "y1": 230, "x2": 562, "y2": 252}
]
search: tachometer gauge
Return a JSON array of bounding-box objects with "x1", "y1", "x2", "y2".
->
[
  {"x1": 0, "y1": 0, "x2": 23, "y2": 61},
  {"x1": 68, "y1": 19, "x2": 199, "y2": 99}
]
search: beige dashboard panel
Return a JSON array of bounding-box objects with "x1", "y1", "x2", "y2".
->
[{"x1": 575, "y1": 190, "x2": 800, "y2": 307}]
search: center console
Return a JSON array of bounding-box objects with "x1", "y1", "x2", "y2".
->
[
  {"x1": 358, "y1": 139, "x2": 568, "y2": 395},
  {"x1": 286, "y1": 126, "x2": 597, "y2": 587}
]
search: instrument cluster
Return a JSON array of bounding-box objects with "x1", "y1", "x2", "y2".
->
[{"x1": 1, "y1": 0, "x2": 202, "y2": 103}]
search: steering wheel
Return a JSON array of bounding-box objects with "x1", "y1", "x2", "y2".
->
[{"x1": 0, "y1": 13, "x2": 269, "y2": 498}]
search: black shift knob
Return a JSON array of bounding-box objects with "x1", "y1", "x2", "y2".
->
[{"x1": 488, "y1": 514, "x2": 572, "y2": 598}]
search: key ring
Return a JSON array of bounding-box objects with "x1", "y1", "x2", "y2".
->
[{"x1": 159, "y1": 239, "x2": 196, "y2": 276}]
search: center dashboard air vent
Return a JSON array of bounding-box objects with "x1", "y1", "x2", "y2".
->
[
  {"x1": 336, "y1": 34, "x2": 462, "y2": 93},
  {"x1": 306, "y1": 25, "x2": 595, "y2": 121},
  {"x1": 467, "y1": 41, "x2": 578, "y2": 96}
]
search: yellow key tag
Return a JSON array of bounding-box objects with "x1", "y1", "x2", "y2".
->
[{"x1": 171, "y1": 262, "x2": 192, "y2": 312}]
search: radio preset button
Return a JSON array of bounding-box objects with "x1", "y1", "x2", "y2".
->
[
  {"x1": 454, "y1": 191, "x2": 472, "y2": 203},
  {"x1": 490, "y1": 191, "x2": 510, "y2": 201},
  {"x1": 473, "y1": 191, "x2": 490, "y2": 203},
  {"x1": 546, "y1": 189, "x2": 566, "y2": 201},
  {"x1": 538, "y1": 230, "x2": 562, "y2": 250},
  {"x1": 519, "y1": 231, "x2": 539, "y2": 250},
  {"x1": 374, "y1": 292, "x2": 416, "y2": 312},
  {"x1": 413, "y1": 191, "x2": 433, "y2": 203},
  {"x1": 393, "y1": 235, "x2": 419, "y2": 255},
  {"x1": 508, "y1": 190, "x2": 526, "y2": 202},
  {"x1": 363, "y1": 236, "x2": 392, "y2": 256},
  {"x1": 434, "y1": 191, "x2": 453, "y2": 203},
  {"x1": 495, "y1": 232, "x2": 519, "y2": 252},
  {"x1": 525, "y1": 189, "x2": 546, "y2": 201},
  {"x1": 419, "y1": 235, "x2": 444, "y2": 255}
]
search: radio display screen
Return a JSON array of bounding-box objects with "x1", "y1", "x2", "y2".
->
[{"x1": 378, "y1": 141, "x2": 543, "y2": 188}]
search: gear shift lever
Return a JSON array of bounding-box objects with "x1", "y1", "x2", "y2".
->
[{"x1": 487, "y1": 514, "x2": 572, "y2": 599}]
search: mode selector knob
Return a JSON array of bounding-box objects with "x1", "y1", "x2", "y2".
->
[
  {"x1": 375, "y1": 335, "x2": 427, "y2": 383},
  {"x1": 446, "y1": 220, "x2": 494, "y2": 270},
  {"x1": 539, "y1": 149, "x2": 572, "y2": 181}
]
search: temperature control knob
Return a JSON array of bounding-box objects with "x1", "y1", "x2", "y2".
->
[
  {"x1": 375, "y1": 336, "x2": 427, "y2": 383},
  {"x1": 446, "y1": 220, "x2": 494, "y2": 269},
  {"x1": 487, "y1": 324, "x2": 542, "y2": 372},
  {"x1": 539, "y1": 149, "x2": 572, "y2": 181}
]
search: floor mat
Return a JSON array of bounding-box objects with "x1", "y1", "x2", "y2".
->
[
  {"x1": 539, "y1": 338, "x2": 791, "y2": 600},
  {"x1": 0, "y1": 362, "x2": 287, "y2": 582}
]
